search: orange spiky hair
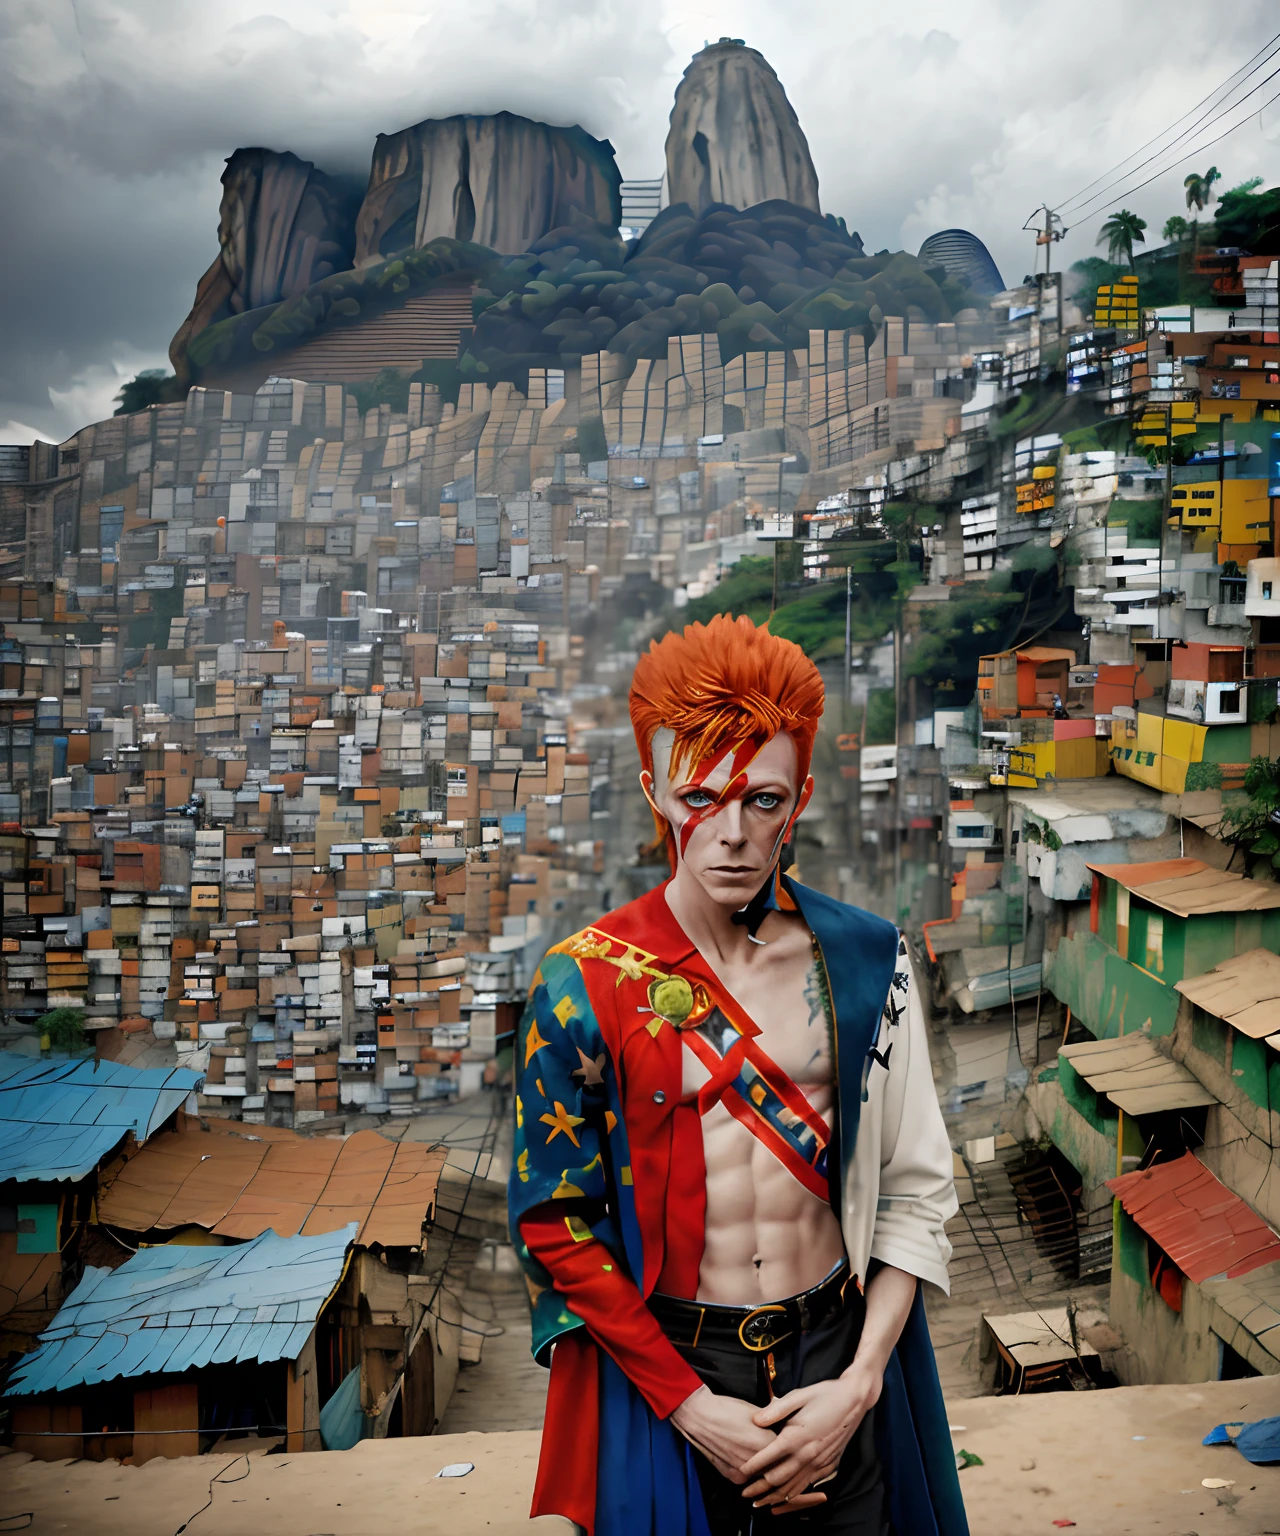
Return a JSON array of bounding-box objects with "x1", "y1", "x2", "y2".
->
[{"x1": 630, "y1": 614, "x2": 824, "y2": 848}]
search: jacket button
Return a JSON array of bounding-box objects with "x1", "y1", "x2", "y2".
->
[{"x1": 652, "y1": 1090, "x2": 666, "y2": 1104}]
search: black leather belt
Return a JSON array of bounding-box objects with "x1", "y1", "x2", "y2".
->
[{"x1": 649, "y1": 1262, "x2": 853, "y2": 1354}]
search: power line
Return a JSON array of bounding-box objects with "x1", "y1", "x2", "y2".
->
[
  {"x1": 1061, "y1": 48, "x2": 1280, "y2": 220},
  {"x1": 1072, "y1": 83, "x2": 1280, "y2": 226},
  {"x1": 1055, "y1": 31, "x2": 1280, "y2": 212}
]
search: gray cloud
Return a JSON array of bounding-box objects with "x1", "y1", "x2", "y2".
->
[{"x1": 3, "y1": 0, "x2": 1277, "y2": 441}]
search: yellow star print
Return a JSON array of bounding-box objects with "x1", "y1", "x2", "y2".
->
[
  {"x1": 524, "y1": 1017, "x2": 550, "y2": 1067},
  {"x1": 539, "y1": 1100, "x2": 585, "y2": 1148}
]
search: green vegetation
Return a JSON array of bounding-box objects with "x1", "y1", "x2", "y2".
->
[
  {"x1": 1184, "y1": 166, "x2": 1221, "y2": 213},
  {"x1": 863, "y1": 688, "x2": 897, "y2": 745},
  {"x1": 114, "y1": 369, "x2": 184, "y2": 414},
  {"x1": 38, "y1": 1006, "x2": 86, "y2": 1054},
  {"x1": 349, "y1": 367, "x2": 413, "y2": 416},
  {"x1": 186, "y1": 237, "x2": 497, "y2": 381},
  {"x1": 181, "y1": 200, "x2": 988, "y2": 390},
  {"x1": 575, "y1": 416, "x2": 609, "y2": 465},
  {"x1": 1097, "y1": 209, "x2": 1147, "y2": 269},
  {"x1": 1212, "y1": 178, "x2": 1280, "y2": 255},
  {"x1": 675, "y1": 525, "x2": 916, "y2": 662},
  {"x1": 1218, "y1": 755, "x2": 1280, "y2": 878},
  {"x1": 1109, "y1": 497, "x2": 1163, "y2": 544},
  {"x1": 410, "y1": 358, "x2": 465, "y2": 407},
  {"x1": 904, "y1": 543, "x2": 1063, "y2": 704}
]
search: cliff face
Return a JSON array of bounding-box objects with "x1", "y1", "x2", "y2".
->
[
  {"x1": 665, "y1": 40, "x2": 820, "y2": 217},
  {"x1": 170, "y1": 149, "x2": 362, "y2": 381},
  {"x1": 353, "y1": 112, "x2": 622, "y2": 264}
]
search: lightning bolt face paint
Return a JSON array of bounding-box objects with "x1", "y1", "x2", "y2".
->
[{"x1": 645, "y1": 728, "x2": 812, "y2": 914}]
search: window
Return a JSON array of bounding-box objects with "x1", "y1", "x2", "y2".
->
[
  {"x1": 1144, "y1": 912, "x2": 1164, "y2": 973},
  {"x1": 1219, "y1": 689, "x2": 1241, "y2": 714},
  {"x1": 1264, "y1": 582, "x2": 1274, "y2": 600}
]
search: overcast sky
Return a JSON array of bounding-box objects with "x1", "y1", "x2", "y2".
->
[{"x1": 4, "y1": 0, "x2": 1279, "y2": 443}]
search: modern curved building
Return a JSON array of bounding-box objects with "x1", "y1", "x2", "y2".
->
[{"x1": 917, "y1": 228, "x2": 1005, "y2": 296}]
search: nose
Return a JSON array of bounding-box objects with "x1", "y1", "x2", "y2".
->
[{"x1": 717, "y1": 799, "x2": 747, "y2": 846}]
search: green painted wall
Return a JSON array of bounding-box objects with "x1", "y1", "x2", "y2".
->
[
  {"x1": 1192, "y1": 1006, "x2": 1228, "y2": 1065},
  {"x1": 1231, "y1": 1033, "x2": 1280, "y2": 1112},
  {"x1": 1183, "y1": 909, "x2": 1245, "y2": 981},
  {"x1": 1099, "y1": 881, "x2": 1117, "y2": 948},
  {"x1": 1202, "y1": 725, "x2": 1252, "y2": 764}
]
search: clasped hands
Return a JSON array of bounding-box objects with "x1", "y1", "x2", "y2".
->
[{"x1": 670, "y1": 1361, "x2": 882, "y2": 1515}]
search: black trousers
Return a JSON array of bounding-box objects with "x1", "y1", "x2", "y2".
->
[{"x1": 659, "y1": 1281, "x2": 890, "y2": 1536}]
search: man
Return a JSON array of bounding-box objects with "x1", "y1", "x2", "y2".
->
[{"x1": 509, "y1": 615, "x2": 966, "y2": 1536}]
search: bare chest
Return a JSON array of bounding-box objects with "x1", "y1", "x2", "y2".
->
[{"x1": 679, "y1": 942, "x2": 833, "y2": 1103}]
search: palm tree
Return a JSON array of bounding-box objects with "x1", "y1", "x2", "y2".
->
[
  {"x1": 1184, "y1": 166, "x2": 1221, "y2": 212},
  {"x1": 1098, "y1": 209, "x2": 1148, "y2": 269},
  {"x1": 1162, "y1": 214, "x2": 1189, "y2": 244}
]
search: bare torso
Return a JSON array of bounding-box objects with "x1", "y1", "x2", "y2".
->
[{"x1": 679, "y1": 906, "x2": 847, "y2": 1305}]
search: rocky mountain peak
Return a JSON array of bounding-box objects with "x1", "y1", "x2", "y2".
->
[{"x1": 665, "y1": 41, "x2": 820, "y2": 217}]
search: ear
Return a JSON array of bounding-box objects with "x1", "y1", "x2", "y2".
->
[{"x1": 639, "y1": 770, "x2": 661, "y2": 816}]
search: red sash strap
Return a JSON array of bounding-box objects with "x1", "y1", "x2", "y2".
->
[{"x1": 681, "y1": 1026, "x2": 831, "y2": 1202}]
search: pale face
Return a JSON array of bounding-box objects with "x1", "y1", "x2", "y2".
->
[{"x1": 641, "y1": 728, "x2": 813, "y2": 912}]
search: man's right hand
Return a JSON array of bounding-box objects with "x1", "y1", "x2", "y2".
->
[
  {"x1": 671, "y1": 1385, "x2": 778, "y2": 1482},
  {"x1": 672, "y1": 1386, "x2": 829, "y2": 1515}
]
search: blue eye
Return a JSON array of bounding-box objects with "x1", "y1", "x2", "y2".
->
[
  {"x1": 752, "y1": 793, "x2": 783, "y2": 810},
  {"x1": 682, "y1": 790, "x2": 715, "y2": 809}
]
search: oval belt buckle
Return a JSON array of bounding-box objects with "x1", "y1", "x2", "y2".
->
[{"x1": 738, "y1": 1304, "x2": 788, "y2": 1353}]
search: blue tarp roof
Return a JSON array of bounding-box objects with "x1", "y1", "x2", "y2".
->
[
  {"x1": 5, "y1": 1223, "x2": 356, "y2": 1398},
  {"x1": 0, "y1": 1052, "x2": 204, "y2": 1183}
]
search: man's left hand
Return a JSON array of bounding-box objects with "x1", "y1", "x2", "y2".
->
[{"x1": 739, "y1": 1361, "x2": 883, "y2": 1512}]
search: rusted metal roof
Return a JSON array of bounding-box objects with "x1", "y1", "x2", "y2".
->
[
  {"x1": 1086, "y1": 857, "x2": 1280, "y2": 917},
  {"x1": 96, "y1": 1117, "x2": 446, "y2": 1247},
  {"x1": 1107, "y1": 1152, "x2": 1280, "y2": 1282},
  {"x1": 1060, "y1": 1032, "x2": 1215, "y2": 1115},
  {"x1": 1175, "y1": 948, "x2": 1280, "y2": 1046}
]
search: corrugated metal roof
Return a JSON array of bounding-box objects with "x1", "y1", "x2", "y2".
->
[
  {"x1": 96, "y1": 1117, "x2": 445, "y2": 1247},
  {"x1": 1086, "y1": 858, "x2": 1280, "y2": 917},
  {"x1": 4, "y1": 1223, "x2": 355, "y2": 1398},
  {"x1": 1107, "y1": 1152, "x2": 1280, "y2": 1283},
  {"x1": 1060, "y1": 1032, "x2": 1216, "y2": 1115},
  {"x1": 0, "y1": 1052, "x2": 203, "y2": 1183},
  {"x1": 1175, "y1": 948, "x2": 1280, "y2": 1045}
]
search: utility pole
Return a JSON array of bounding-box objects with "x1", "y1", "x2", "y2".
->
[
  {"x1": 843, "y1": 564, "x2": 852, "y2": 724},
  {"x1": 1162, "y1": 400, "x2": 1172, "y2": 645},
  {"x1": 1023, "y1": 206, "x2": 1069, "y2": 276}
]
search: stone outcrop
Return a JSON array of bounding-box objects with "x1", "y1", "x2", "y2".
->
[
  {"x1": 665, "y1": 40, "x2": 820, "y2": 216},
  {"x1": 169, "y1": 149, "x2": 363, "y2": 382},
  {"x1": 352, "y1": 113, "x2": 622, "y2": 264}
]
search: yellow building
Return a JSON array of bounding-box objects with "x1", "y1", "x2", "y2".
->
[
  {"x1": 1168, "y1": 478, "x2": 1273, "y2": 542},
  {"x1": 1108, "y1": 713, "x2": 1251, "y2": 793},
  {"x1": 998, "y1": 735, "x2": 1111, "y2": 788}
]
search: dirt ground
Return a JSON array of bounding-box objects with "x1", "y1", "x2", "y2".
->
[{"x1": 4, "y1": 1373, "x2": 1277, "y2": 1536}]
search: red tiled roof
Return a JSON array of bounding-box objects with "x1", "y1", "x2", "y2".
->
[{"x1": 1106, "y1": 1152, "x2": 1280, "y2": 1283}]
